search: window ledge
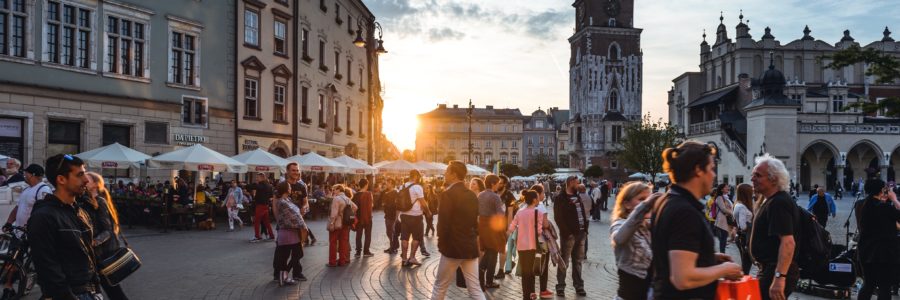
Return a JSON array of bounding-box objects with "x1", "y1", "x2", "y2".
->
[
  {"x1": 273, "y1": 120, "x2": 290, "y2": 125},
  {"x1": 243, "y1": 116, "x2": 262, "y2": 121},
  {"x1": 243, "y1": 43, "x2": 262, "y2": 50},
  {"x1": 41, "y1": 62, "x2": 98, "y2": 75},
  {"x1": 0, "y1": 55, "x2": 35, "y2": 65},
  {"x1": 144, "y1": 141, "x2": 170, "y2": 145},
  {"x1": 102, "y1": 72, "x2": 151, "y2": 83},
  {"x1": 301, "y1": 55, "x2": 314, "y2": 64},
  {"x1": 181, "y1": 123, "x2": 208, "y2": 129},
  {"x1": 274, "y1": 52, "x2": 290, "y2": 59},
  {"x1": 166, "y1": 82, "x2": 202, "y2": 91}
]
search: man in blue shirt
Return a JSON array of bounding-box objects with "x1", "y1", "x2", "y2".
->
[{"x1": 807, "y1": 187, "x2": 836, "y2": 227}]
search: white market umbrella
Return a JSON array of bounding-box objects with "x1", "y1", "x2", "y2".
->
[
  {"x1": 628, "y1": 172, "x2": 651, "y2": 180},
  {"x1": 230, "y1": 148, "x2": 292, "y2": 173},
  {"x1": 333, "y1": 155, "x2": 378, "y2": 175},
  {"x1": 376, "y1": 160, "x2": 420, "y2": 174},
  {"x1": 414, "y1": 161, "x2": 443, "y2": 176},
  {"x1": 466, "y1": 164, "x2": 490, "y2": 176},
  {"x1": 75, "y1": 142, "x2": 151, "y2": 169},
  {"x1": 286, "y1": 152, "x2": 347, "y2": 173},
  {"x1": 149, "y1": 144, "x2": 248, "y2": 173}
]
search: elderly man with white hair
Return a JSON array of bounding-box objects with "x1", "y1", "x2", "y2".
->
[
  {"x1": 1, "y1": 158, "x2": 24, "y2": 187},
  {"x1": 749, "y1": 154, "x2": 799, "y2": 300}
]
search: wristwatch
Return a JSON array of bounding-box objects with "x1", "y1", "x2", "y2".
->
[{"x1": 774, "y1": 271, "x2": 785, "y2": 278}]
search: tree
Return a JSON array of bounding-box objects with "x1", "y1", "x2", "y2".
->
[
  {"x1": 402, "y1": 149, "x2": 416, "y2": 162},
  {"x1": 525, "y1": 154, "x2": 557, "y2": 176},
  {"x1": 616, "y1": 114, "x2": 682, "y2": 178},
  {"x1": 558, "y1": 154, "x2": 569, "y2": 168},
  {"x1": 500, "y1": 163, "x2": 522, "y2": 177},
  {"x1": 583, "y1": 165, "x2": 604, "y2": 178},
  {"x1": 823, "y1": 45, "x2": 900, "y2": 117}
]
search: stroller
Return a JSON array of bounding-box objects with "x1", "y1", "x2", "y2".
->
[{"x1": 796, "y1": 243, "x2": 859, "y2": 299}]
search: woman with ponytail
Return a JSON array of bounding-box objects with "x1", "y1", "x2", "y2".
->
[{"x1": 84, "y1": 172, "x2": 128, "y2": 300}]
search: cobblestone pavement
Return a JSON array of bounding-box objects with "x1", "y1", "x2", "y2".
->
[{"x1": 21, "y1": 193, "x2": 896, "y2": 299}]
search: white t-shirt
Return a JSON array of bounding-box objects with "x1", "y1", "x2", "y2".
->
[
  {"x1": 400, "y1": 182, "x2": 425, "y2": 216},
  {"x1": 15, "y1": 183, "x2": 52, "y2": 228}
]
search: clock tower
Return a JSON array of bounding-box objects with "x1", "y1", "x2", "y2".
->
[{"x1": 568, "y1": 0, "x2": 643, "y2": 174}]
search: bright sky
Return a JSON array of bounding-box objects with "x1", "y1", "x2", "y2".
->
[{"x1": 363, "y1": 0, "x2": 900, "y2": 151}]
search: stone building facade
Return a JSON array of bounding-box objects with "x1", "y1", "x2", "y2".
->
[
  {"x1": 416, "y1": 104, "x2": 523, "y2": 168},
  {"x1": 522, "y1": 108, "x2": 559, "y2": 169},
  {"x1": 568, "y1": 0, "x2": 642, "y2": 171},
  {"x1": 668, "y1": 12, "x2": 900, "y2": 191},
  {"x1": 0, "y1": 0, "x2": 235, "y2": 179}
]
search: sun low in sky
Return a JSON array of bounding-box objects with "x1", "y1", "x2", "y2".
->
[{"x1": 365, "y1": 0, "x2": 900, "y2": 152}]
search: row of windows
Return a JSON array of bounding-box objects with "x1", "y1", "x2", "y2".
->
[
  {"x1": 425, "y1": 152, "x2": 519, "y2": 166},
  {"x1": 0, "y1": 0, "x2": 202, "y2": 87},
  {"x1": 47, "y1": 119, "x2": 171, "y2": 156},
  {"x1": 527, "y1": 136, "x2": 555, "y2": 145},
  {"x1": 243, "y1": 9, "x2": 287, "y2": 55},
  {"x1": 244, "y1": 79, "x2": 364, "y2": 136},
  {"x1": 431, "y1": 123, "x2": 522, "y2": 133}
]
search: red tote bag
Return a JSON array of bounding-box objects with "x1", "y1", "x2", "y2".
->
[{"x1": 716, "y1": 275, "x2": 763, "y2": 300}]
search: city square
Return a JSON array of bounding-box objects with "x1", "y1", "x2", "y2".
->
[{"x1": 0, "y1": 0, "x2": 899, "y2": 299}]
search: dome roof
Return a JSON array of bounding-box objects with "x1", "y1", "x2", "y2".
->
[{"x1": 760, "y1": 64, "x2": 785, "y2": 87}]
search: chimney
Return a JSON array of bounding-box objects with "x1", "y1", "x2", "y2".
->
[
  {"x1": 438, "y1": 104, "x2": 447, "y2": 109},
  {"x1": 486, "y1": 105, "x2": 494, "y2": 110},
  {"x1": 452, "y1": 104, "x2": 458, "y2": 109}
]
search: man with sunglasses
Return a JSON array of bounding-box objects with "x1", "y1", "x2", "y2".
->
[{"x1": 29, "y1": 154, "x2": 102, "y2": 300}]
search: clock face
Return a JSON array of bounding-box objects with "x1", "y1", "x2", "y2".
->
[{"x1": 606, "y1": 0, "x2": 620, "y2": 17}]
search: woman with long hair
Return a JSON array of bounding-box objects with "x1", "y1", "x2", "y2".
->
[
  {"x1": 272, "y1": 181, "x2": 305, "y2": 286},
  {"x1": 507, "y1": 190, "x2": 543, "y2": 300},
  {"x1": 710, "y1": 183, "x2": 734, "y2": 253},
  {"x1": 469, "y1": 177, "x2": 485, "y2": 194},
  {"x1": 609, "y1": 181, "x2": 655, "y2": 300},
  {"x1": 529, "y1": 184, "x2": 555, "y2": 298},
  {"x1": 327, "y1": 184, "x2": 357, "y2": 267},
  {"x1": 732, "y1": 183, "x2": 754, "y2": 274},
  {"x1": 84, "y1": 172, "x2": 128, "y2": 300}
]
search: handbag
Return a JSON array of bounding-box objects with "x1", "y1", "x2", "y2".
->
[
  {"x1": 716, "y1": 275, "x2": 762, "y2": 300},
  {"x1": 98, "y1": 234, "x2": 142, "y2": 286},
  {"x1": 532, "y1": 209, "x2": 546, "y2": 275}
]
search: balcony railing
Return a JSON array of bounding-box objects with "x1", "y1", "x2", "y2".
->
[
  {"x1": 720, "y1": 132, "x2": 746, "y2": 165},
  {"x1": 689, "y1": 119, "x2": 721, "y2": 135}
]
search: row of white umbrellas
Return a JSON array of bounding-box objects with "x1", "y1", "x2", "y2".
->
[{"x1": 73, "y1": 143, "x2": 491, "y2": 176}]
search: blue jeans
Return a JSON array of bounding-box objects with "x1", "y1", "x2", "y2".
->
[{"x1": 556, "y1": 232, "x2": 586, "y2": 291}]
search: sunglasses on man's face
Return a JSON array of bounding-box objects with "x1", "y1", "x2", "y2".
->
[{"x1": 55, "y1": 154, "x2": 75, "y2": 174}]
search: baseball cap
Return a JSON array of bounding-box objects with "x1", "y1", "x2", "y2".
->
[{"x1": 24, "y1": 164, "x2": 45, "y2": 177}]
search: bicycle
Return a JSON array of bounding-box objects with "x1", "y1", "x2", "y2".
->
[{"x1": 0, "y1": 226, "x2": 36, "y2": 300}]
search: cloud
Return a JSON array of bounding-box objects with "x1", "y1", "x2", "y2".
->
[{"x1": 428, "y1": 27, "x2": 465, "y2": 41}]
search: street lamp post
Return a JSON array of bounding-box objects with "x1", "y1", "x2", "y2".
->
[
  {"x1": 354, "y1": 18, "x2": 387, "y2": 165},
  {"x1": 467, "y1": 99, "x2": 473, "y2": 164}
]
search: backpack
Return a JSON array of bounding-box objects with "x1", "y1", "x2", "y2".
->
[
  {"x1": 397, "y1": 183, "x2": 416, "y2": 212},
  {"x1": 341, "y1": 197, "x2": 356, "y2": 227},
  {"x1": 705, "y1": 197, "x2": 718, "y2": 221},
  {"x1": 383, "y1": 189, "x2": 398, "y2": 216},
  {"x1": 795, "y1": 204, "x2": 832, "y2": 272}
]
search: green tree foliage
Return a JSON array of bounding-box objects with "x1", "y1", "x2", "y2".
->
[
  {"x1": 402, "y1": 149, "x2": 416, "y2": 162},
  {"x1": 500, "y1": 163, "x2": 522, "y2": 177},
  {"x1": 583, "y1": 165, "x2": 604, "y2": 178},
  {"x1": 822, "y1": 45, "x2": 900, "y2": 117},
  {"x1": 616, "y1": 114, "x2": 682, "y2": 177},
  {"x1": 525, "y1": 154, "x2": 557, "y2": 176}
]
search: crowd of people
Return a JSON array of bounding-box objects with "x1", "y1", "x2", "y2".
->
[{"x1": 2, "y1": 138, "x2": 899, "y2": 300}]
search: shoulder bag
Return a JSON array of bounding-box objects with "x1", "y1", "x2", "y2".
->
[
  {"x1": 98, "y1": 233, "x2": 142, "y2": 286},
  {"x1": 532, "y1": 209, "x2": 547, "y2": 275}
]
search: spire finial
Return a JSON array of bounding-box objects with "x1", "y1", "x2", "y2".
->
[
  {"x1": 768, "y1": 51, "x2": 775, "y2": 69},
  {"x1": 739, "y1": 9, "x2": 744, "y2": 22},
  {"x1": 703, "y1": 29, "x2": 707, "y2": 41},
  {"x1": 719, "y1": 11, "x2": 724, "y2": 23},
  {"x1": 883, "y1": 26, "x2": 894, "y2": 42}
]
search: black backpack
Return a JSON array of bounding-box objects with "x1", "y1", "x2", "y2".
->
[
  {"x1": 795, "y1": 204, "x2": 832, "y2": 272},
  {"x1": 342, "y1": 197, "x2": 356, "y2": 226},
  {"x1": 397, "y1": 184, "x2": 415, "y2": 212}
]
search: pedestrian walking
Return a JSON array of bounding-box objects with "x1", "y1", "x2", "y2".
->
[
  {"x1": 281, "y1": 163, "x2": 313, "y2": 247},
  {"x1": 528, "y1": 184, "x2": 555, "y2": 299},
  {"x1": 610, "y1": 182, "x2": 656, "y2": 300},
  {"x1": 354, "y1": 179, "x2": 374, "y2": 257},
  {"x1": 507, "y1": 190, "x2": 543, "y2": 300},
  {"x1": 750, "y1": 154, "x2": 800, "y2": 300},
  {"x1": 589, "y1": 182, "x2": 601, "y2": 221},
  {"x1": 712, "y1": 183, "x2": 735, "y2": 253},
  {"x1": 651, "y1": 141, "x2": 742, "y2": 299},
  {"x1": 495, "y1": 175, "x2": 515, "y2": 278},
  {"x1": 83, "y1": 172, "x2": 129, "y2": 300},
  {"x1": 382, "y1": 179, "x2": 400, "y2": 254},
  {"x1": 327, "y1": 184, "x2": 357, "y2": 267},
  {"x1": 552, "y1": 176, "x2": 590, "y2": 296},
  {"x1": 478, "y1": 175, "x2": 505, "y2": 288},
  {"x1": 431, "y1": 161, "x2": 485, "y2": 300},
  {"x1": 806, "y1": 187, "x2": 835, "y2": 228},
  {"x1": 399, "y1": 170, "x2": 429, "y2": 267},
  {"x1": 732, "y1": 183, "x2": 754, "y2": 274},
  {"x1": 249, "y1": 173, "x2": 275, "y2": 243},
  {"x1": 856, "y1": 179, "x2": 900, "y2": 300},
  {"x1": 600, "y1": 180, "x2": 611, "y2": 211},
  {"x1": 272, "y1": 181, "x2": 305, "y2": 286},
  {"x1": 29, "y1": 154, "x2": 104, "y2": 300},
  {"x1": 3, "y1": 164, "x2": 51, "y2": 235},
  {"x1": 224, "y1": 180, "x2": 245, "y2": 232}
]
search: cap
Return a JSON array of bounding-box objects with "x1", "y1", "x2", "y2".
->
[{"x1": 24, "y1": 164, "x2": 45, "y2": 177}]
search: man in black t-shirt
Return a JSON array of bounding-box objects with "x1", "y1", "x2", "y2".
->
[
  {"x1": 750, "y1": 156, "x2": 800, "y2": 300},
  {"x1": 553, "y1": 176, "x2": 590, "y2": 296},
  {"x1": 250, "y1": 173, "x2": 274, "y2": 242},
  {"x1": 381, "y1": 179, "x2": 400, "y2": 253}
]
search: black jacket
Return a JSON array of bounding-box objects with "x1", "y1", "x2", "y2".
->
[
  {"x1": 28, "y1": 194, "x2": 98, "y2": 299},
  {"x1": 553, "y1": 191, "x2": 589, "y2": 237},
  {"x1": 436, "y1": 182, "x2": 479, "y2": 259},
  {"x1": 78, "y1": 195, "x2": 120, "y2": 260},
  {"x1": 857, "y1": 196, "x2": 900, "y2": 264}
]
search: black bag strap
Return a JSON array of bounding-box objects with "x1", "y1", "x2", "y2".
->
[{"x1": 534, "y1": 208, "x2": 540, "y2": 252}]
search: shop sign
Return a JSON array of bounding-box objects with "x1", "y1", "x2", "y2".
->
[
  {"x1": 242, "y1": 139, "x2": 260, "y2": 151},
  {"x1": 255, "y1": 166, "x2": 270, "y2": 172},
  {"x1": 0, "y1": 119, "x2": 22, "y2": 138},
  {"x1": 355, "y1": 170, "x2": 365, "y2": 174},
  {"x1": 198, "y1": 164, "x2": 215, "y2": 171},
  {"x1": 173, "y1": 134, "x2": 208, "y2": 146},
  {"x1": 310, "y1": 166, "x2": 323, "y2": 171},
  {"x1": 102, "y1": 161, "x2": 118, "y2": 168}
]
